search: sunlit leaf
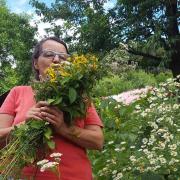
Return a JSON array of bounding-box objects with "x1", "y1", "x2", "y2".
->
[
  {"x1": 47, "y1": 140, "x2": 55, "y2": 149},
  {"x1": 69, "y1": 87, "x2": 77, "y2": 104}
]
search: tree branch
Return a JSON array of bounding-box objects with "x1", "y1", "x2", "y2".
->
[
  {"x1": 127, "y1": 49, "x2": 162, "y2": 61},
  {"x1": 119, "y1": 42, "x2": 162, "y2": 61}
]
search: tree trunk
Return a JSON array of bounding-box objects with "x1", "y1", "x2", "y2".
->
[
  {"x1": 166, "y1": 0, "x2": 180, "y2": 77},
  {"x1": 170, "y1": 40, "x2": 180, "y2": 77}
]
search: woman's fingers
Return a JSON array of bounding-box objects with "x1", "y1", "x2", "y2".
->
[
  {"x1": 40, "y1": 106, "x2": 59, "y2": 116},
  {"x1": 43, "y1": 116, "x2": 56, "y2": 126},
  {"x1": 40, "y1": 106, "x2": 64, "y2": 129},
  {"x1": 35, "y1": 101, "x2": 49, "y2": 108},
  {"x1": 40, "y1": 111, "x2": 56, "y2": 121},
  {"x1": 26, "y1": 107, "x2": 43, "y2": 121},
  {"x1": 27, "y1": 102, "x2": 64, "y2": 129},
  {"x1": 41, "y1": 111, "x2": 61, "y2": 129},
  {"x1": 26, "y1": 114, "x2": 43, "y2": 121},
  {"x1": 29, "y1": 115, "x2": 43, "y2": 121}
]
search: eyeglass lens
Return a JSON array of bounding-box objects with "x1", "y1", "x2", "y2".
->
[{"x1": 42, "y1": 50, "x2": 69, "y2": 60}]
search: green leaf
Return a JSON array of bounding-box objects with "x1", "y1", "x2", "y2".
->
[
  {"x1": 141, "y1": 173, "x2": 164, "y2": 180},
  {"x1": 54, "y1": 97, "x2": 62, "y2": 105},
  {"x1": 44, "y1": 127, "x2": 52, "y2": 140},
  {"x1": 68, "y1": 87, "x2": 77, "y2": 104},
  {"x1": 79, "y1": 102, "x2": 85, "y2": 113},
  {"x1": 29, "y1": 120, "x2": 45, "y2": 129},
  {"x1": 47, "y1": 140, "x2": 55, "y2": 149},
  {"x1": 47, "y1": 98, "x2": 55, "y2": 104}
]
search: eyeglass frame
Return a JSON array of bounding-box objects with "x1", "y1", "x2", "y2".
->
[{"x1": 40, "y1": 49, "x2": 71, "y2": 61}]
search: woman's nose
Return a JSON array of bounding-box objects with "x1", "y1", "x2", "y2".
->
[{"x1": 52, "y1": 55, "x2": 60, "y2": 63}]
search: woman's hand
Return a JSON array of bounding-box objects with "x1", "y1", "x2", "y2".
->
[
  {"x1": 26, "y1": 102, "x2": 104, "y2": 150},
  {"x1": 26, "y1": 101, "x2": 44, "y2": 121},
  {"x1": 40, "y1": 104, "x2": 64, "y2": 131},
  {"x1": 26, "y1": 101, "x2": 64, "y2": 130}
]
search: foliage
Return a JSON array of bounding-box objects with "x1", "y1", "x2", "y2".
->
[
  {"x1": 113, "y1": 0, "x2": 180, "y2": 76},
  {"x1": 0, "y1": 120, "x2": 54, "y2": 179},
  {"x1": 0, "y1": 4, "x2": 37, "y2": 86},
  {"x1": 123, "y1": 70, "x2": 157, "y2": 88},
  {"x1": 0, "y1": 0, "x2": 6, "y2": 6},
  {"x1": 101, "y1": 44, "x2": 170, "y2": 74},
  {"x1": 34, "y1": 54, "x2": 101, "y2": 124},
  {"x1": 0, "y1": 65, "x2": 18, "y2": 95},
  {"x1": 101, "y1": 44, "x2": 138, "y2": 75},
  {"x1": 92, "y1": 71, "x2": 172, "y2": 97},
  {"x1": 29, "y1": 0, "x2": 180, "y2": 75},
  {"x1": 29, "y1": 0, "x2": 116, "y2": 53},
  {"x1": 90, "y1": 76, "x2": 180, "y2": 179},
  {"x1": 154, "y1": 72, "x2": 174, "y2": 84},
  {"x1": 93, "y1": 75, "x2": 133, "y2": 97}
]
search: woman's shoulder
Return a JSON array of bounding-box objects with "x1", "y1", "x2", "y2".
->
[
  {"x1": 10, "y1": 86, "x2": 33, "y2": 96},
  {"x1": 12, "y1": 86, "x2": 32, "y2": 91}
]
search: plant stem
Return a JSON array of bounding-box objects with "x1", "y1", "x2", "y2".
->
[{"x1": 1, "y1": 130, "x2": 44, "y2": 178}]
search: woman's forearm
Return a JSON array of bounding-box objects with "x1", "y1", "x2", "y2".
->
[
  {"x1": 0, "y1": 127, "x2": 13, "y2": 139},
  {"x1": 56, "y1": 124, "x2": 104, "y2": 150},
  {"x1": 0, "y1": 127, "x2": 13, "y2": 149},
  {"x1": 0, "y1": 114, "x2": 14, "y2": 139}
]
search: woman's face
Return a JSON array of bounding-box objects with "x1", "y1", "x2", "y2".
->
[{"x1": 34, "y1": 40, "x2": 68, "y2": 79}]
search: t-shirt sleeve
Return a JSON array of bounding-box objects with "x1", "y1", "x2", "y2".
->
[
  {"x1": 85, "y1": 105, "x2": 103, "y2": 127},
  {"x1": 0, "y1": 87, "x2": 16, "y2": 116}
]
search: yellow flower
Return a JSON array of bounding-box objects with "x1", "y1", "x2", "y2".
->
[
  {"x1": 92, "y1": 63, "x2": 97, "y2": 70},
  {"x1": 67, "y1": 54, "x2": 99, "y2": 72},
  {"x1": 45, "y1": 67, "x2": 56, "y2": 82},
  {"x1": 89, "y1": 55, "x2": 98, "y2": 62},
  {"x1": 60, "y1": 70, "x2": 70, "y2": 77},
  {"x1": 71, "y1": 54, "x2": 88, "y2": 66}
]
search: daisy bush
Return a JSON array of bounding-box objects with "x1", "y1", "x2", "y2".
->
[{"x1": 91, "y1": 76, "x2": 180, "y2": 180}]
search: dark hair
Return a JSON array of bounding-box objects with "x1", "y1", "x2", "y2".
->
[{"x1": 32, "y1": 37, "x2": 69, "y2": 80}]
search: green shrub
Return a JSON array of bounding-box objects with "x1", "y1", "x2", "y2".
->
[
  {"x1": 93, "y1": 70, "x2": 173, "y2": 97},
  {"x1": 0, "y1": 66, "x2": 19, "y2": 95},
  {"x1": 101, "y1": 45, "x2": 137, "y2": 75},
  {"x1": 154, "y1": 71, "x2": 172, "y2": 84},
  {"x1": 124, "y1": 70, "x2": 157, "y2": 88},
  {"x1": 93, "y1": 75, "x2": 133, "y2": 97},
  {"x1": 90, "y1": 76, "x2": 180, "y2": 180}
]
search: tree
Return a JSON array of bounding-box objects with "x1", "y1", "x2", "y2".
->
[
  {"x1": 30, "y1": 0, "x2": 179, "y2": 76},
  {"x1": 29, "y1": 0, "x2": 116, "y2": 54},
  {"x1": 0, "y1": 0, "x2": 6, "y2": 6},
  {"x1": 0, "y1": 2, "x2": 37, "y2": 90},
  {"x1": 112, "y1": 0, "x2": 180, "y2": 76},
  {"x1": 0, "y1": 65, "x2": 18, "y2": 95}
]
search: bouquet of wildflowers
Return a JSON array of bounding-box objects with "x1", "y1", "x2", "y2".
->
[
  {"x1": 35, "y1": 54, "x2": 100, "y2": 125},
  {"x1": 0, "y1": 54, "x2": 101, "y2": 179}
]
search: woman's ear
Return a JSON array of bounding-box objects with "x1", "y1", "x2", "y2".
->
[{"x1": 33, "y1": 60, "x2": 39, "y2": 70}]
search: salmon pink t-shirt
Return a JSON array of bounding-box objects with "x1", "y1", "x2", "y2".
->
[{"x1": 0, "y1": 86, "x2": 103, "y2": 180}]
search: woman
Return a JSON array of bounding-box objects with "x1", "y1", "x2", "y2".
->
[{"x1": 0, "y1": 37, "x2": 104, "y2": 179}]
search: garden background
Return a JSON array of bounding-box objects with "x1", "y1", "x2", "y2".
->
[{"x1": 0, "y1": 0, "x2": 179, "y2": 179}]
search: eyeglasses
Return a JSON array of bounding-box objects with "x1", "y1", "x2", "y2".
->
[{"x1": 40, "y1": 49, "x2": 70, "y2": 61}]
